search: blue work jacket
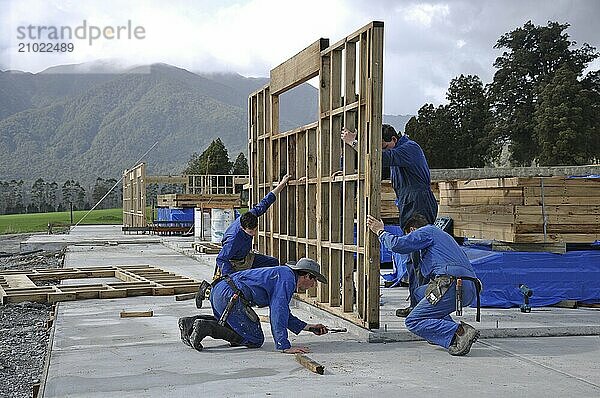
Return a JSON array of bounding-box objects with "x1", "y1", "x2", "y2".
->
[
  {"x1": 382, "y1": 135, "x2": 438, "y2": 227},
  {"x1": 379, "y1": 225, "x2": 476, "y2": 280},
  {"x1": 216, "y1": 192, "x2": 276, "y2": 275},
  {"x1": 229, "y1": 266, "x2": 307, "y2": 350}
]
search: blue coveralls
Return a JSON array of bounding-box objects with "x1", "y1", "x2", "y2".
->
[
  {"x1": 382, "y1": 135, "x2": 438, "y2": 306},
  {"x1": 210, "y1": 266, "x2": 307, "y2": 350},
  {"x1": 216, "y1": 192, "x2": 279, "y2": 275},
  {"x1": 379, "y1": 225, "x2": 477, "y2": 348}
]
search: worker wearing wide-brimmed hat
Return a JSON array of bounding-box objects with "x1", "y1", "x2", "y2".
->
[{"x1": 178, "y1": 258, "x2": 329, "y2": 353}]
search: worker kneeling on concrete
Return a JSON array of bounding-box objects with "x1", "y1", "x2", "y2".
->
[
  {"x1": 367, "y1": 213, "x2": 482, "y2": 356},
  {"x1": 180, "y1": 258, "x2": 329, "y2": 353}
]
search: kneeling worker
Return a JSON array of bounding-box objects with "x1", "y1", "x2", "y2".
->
[
  {"x1": 367, "y1": 213, "x2": 482, "y2": 356},
  {"x1": 180, "y1": 258, "x2": 329, "y2": 353}
]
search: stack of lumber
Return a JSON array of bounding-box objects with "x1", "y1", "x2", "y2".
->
[
  {"x1": 192, "y1": 242, "x2": 222, "y2": 254},
  {"x1": 380, "y1": 180, "x2": 440, "y2": 221},
  {"x1": 157, "y1": 194, "x2": 240, "y2": 208},
  {"x1": 438, "y1": 176, "x2": 600, "y2": 243},
  {"x1": 381, "y1": 181, "x2": 398, "y2": 220}
]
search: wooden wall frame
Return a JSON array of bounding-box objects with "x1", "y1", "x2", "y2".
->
[
  {"x1": 123, "y1": 163, "x2": 147, "y2": 227},
  {"x1": 248, "y1": 22, "x2": 384, "y2": 329},
  {"x1": 123, "y1": 163, "x2": 249, "y2": 228}
]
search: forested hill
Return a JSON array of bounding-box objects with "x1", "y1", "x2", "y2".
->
[
  {"x1": 0, "y1": 63, "x2": 317, "y2": 185},
  {"x1": 0, "y1": 62, "x2": 411, "y2": 185}
]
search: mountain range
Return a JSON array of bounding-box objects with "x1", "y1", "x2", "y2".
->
[{"x1": 0, "y1": 62, "x2": 412, "y2": 185}]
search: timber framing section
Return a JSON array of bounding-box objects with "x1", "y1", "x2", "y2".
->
[
  {"x1": 123, "y1": 163, "x2": 147, "y2": 228},
  {"x1": 0, "y1": 265, "x2": 200, "y2": 305},
  {"x1": 248, "y1": 22, "x2": 384, "y2": 329},
  {"x1": 123, "y1": 162, "x2": 249, "y2": 228}
]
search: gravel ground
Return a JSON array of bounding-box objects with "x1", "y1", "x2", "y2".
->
[{"x1": 0, "y1": 235, "x2": 63, "y2": 398}]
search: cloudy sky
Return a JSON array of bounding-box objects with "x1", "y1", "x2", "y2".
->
[{"x1": 1, "y1": 0, "x2": 598, "y2": 115}]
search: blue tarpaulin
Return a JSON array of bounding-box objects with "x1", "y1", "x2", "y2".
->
[
  {"x1": 386, "y1": 244, "x2": 600, "y2": 308},
  {"x1": 465, "y1": 247, "x2": 600, "y2": 308},
  {"x1": 157, "y1": 207, "x2": 194, "y2": 222}
]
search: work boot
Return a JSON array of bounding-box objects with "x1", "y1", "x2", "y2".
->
[
  {"x1": 448, "y1": 321, "x2": 480, "y2": 356},
  {"x1": 178, "y1": 315, "x2": 217, "y2": 347},
  {"x1": 395, "y1": 307, "x2": 413, "y2": 318},
  {"x1": 195, "y1": 280, "x2": 211, "y2": 309},
  {"x1": 190, "y1": 319, "x2": 244, "y2": 351}
]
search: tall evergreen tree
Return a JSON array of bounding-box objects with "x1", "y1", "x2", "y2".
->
[
  {"x1": 488, "y1": 21, "x2": 597, "y2": 165},
  {"x1": 446, "y1": 74, "x2": 497, "y2": 167},
  {"x1": 47, "y1": 181, "x2": 58, "y2": 212},
  {"x1": 581, "y1": 70, "x2": 600, "y2": 162},
  {"x1": 92, "y1": 178, "x2": 108, "y2": 207},
  {"x1": 62, "y1": 180, "x2": 87, "y2": 210},
  {"x1": 31, "y1": 178, "x2": 47, "y2": 213},
  {"x1": 407, "y1": 104, "x2": 456, "y2": 168},
  {"x1": 183, "y1": 138, "x2": 232, "y2": 175},
  {"x1": 9, "y1": 180, "x2": 24, "y2": 214},
  {"x1": 534, "y1": 65, "x2": 596, "y2": 165},
  {"x1": 231, "y1": 152, "x2": 249, "y2": 175}
]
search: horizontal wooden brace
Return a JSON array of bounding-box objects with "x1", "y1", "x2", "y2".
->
[{"x1": 270, "y1": 38, "x2": 330, "y2": 95}]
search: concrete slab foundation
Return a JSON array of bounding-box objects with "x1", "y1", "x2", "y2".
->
[{"x1": 26, "y1": 226, "x2": 599, "y2": 397}]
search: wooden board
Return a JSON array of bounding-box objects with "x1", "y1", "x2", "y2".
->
[{"x1": 270, "y1": 38, "x2": 329, "y2": 95}]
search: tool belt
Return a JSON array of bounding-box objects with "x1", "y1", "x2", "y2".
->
[
  {"x1": 230, "y1": 251, "x2": 255, "y2": 272},
  {"x1": 213, "y1": 252, "x2": 255, "y2": 281},
  {"x1": 425, "y1": 275, "x2": 482, "y2": 322},
  {"x1": 217, "y1": 275, "x2": 259, "y2": 324}
]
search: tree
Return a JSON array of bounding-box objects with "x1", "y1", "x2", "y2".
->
[
  {"x1": 581, "y1": 70, "x2": 600, "y2": 162},
  {"x1": 31, "y1": 178, "x2": 47, "y2": 213},
  {"x1": 91, "y1": 178, "x2": 121, "y2": 209},
  {"x1": 231, "y1": 152, "x2": 249, "y2": 175},
  {"x1": 62, "y1": 180, "x2": 86, "y2": 210},
  {"x1": 146, "y1": 183, "x2": 159, "y2": 206},
  {"x1": 488, "y1": 21, "x2": 598, "y2": 165},
  {"x1": 184, "y1": 138, "x2": 232, "y2": 175},
  {"x1": 9, "y1": 180, "x2": 24, "y2": 214},
  {"x1": 92, "y1": 178, "x2": 108, "y2": 208},
  {"x1": 406, "y1": 104, "x2": 456, "y2": 168},
  {"x1": 534, "y1": 65, "x2": 597, "y2": 165},
  {"x1": 446, "y1": 74, "x2": 498, "y2": 167},
  {"x1": 0, "y1": 181, "x2": 8, "y2": 215},
  {"x1": 47, "y1": 181, "x2": 58, "y2": 212}
]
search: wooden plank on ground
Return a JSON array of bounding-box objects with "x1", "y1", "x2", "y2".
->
[
  {"x1": 295, "y1": 354, "x2": 324, "y2": 375},
  {"x1": 120, "y1": 310, "x2": 153, "y2": 318}
]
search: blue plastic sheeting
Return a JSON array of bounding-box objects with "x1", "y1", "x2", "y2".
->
[
  {"x1": 465, "y1": 247, "x2": 600, "y2": 308},
  {"x1": 568, "y1": 175, "x2": 600, "y2": 179},
  {"x1": 157, "y1": 207, "x2": 194, "y2": 222},
  {"x1": 385, "y1": 252, "x2": 408, "y2": 285}
]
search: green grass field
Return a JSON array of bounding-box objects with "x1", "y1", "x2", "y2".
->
[{"x1": 0, "y1": 208, "x2": 124, "y2": 234}]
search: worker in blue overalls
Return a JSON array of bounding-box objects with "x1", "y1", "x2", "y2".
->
[
  {"x1": 192, "y1": 173, "x2": 292, "y2": 309},
  {"x1": 367, "y1": 213, "x2": 481, "y2": 356},
  {"x1": 216, "y1": 173, "x2": 291, "y2": 276},
  {"x1": 342, "y1": 125, "x2": 438, "y2": 317},
  {"x1": 179, "y1": 258, "x2": 329, "y2": 353}
]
